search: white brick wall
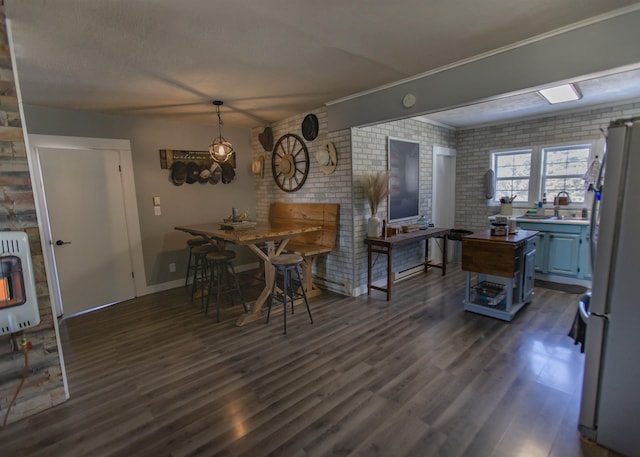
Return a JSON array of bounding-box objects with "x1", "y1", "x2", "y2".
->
[
  {"x1": 455, "y1": 101, "x2": 640, "y2": 233},
  {"x1": 251, "y1": 107, "x2": 354, "y2": 295},
  {"x1": 352, "y1": 119, "x2": 456, "y2": 293}
]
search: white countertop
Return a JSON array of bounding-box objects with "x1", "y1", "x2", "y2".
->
[{"x1": 489, "y1": 215, "x2": 590, "y2": 226}]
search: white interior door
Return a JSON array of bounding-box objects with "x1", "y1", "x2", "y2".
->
[
  {"x1": 432, "y1": 146, "x2": 457, "y2": 264},
  {"x1": 38, "y1": 147, "x2": 136, "y2": 317}
]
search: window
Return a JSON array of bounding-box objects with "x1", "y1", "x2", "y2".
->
[
  {"x1": 541, "y1": 144, "x2": 590, "y2": 204},
  {"x1": 491, "y1": 141, "x2": 598, "y2": 206},
  {"x1": 492, "y1": 149, "x2": 532, "y2": 203}
]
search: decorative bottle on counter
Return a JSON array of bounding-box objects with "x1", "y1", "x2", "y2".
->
[{"x1": 417, "y1": 215, "x2": 428, "y2": 230}]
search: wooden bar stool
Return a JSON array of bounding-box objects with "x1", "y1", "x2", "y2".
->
[
  {"x1": 205, "y1": 249, "x2": 248, "y2": 322},
  {"x1": 190, "y1": 244, "x2": 216, "y2": 305},
  {"x1": 266, "y1": 254, "x2": 313, "y2": 334},
  {"x1": 185, "y1": 237, "x2": 209, "y2": 287}
]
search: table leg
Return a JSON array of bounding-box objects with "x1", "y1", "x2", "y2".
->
[
  {"x1": 235, "y1": 241, "x2": 276, "y2": 326},
  {"x1": 465, "y1": 271, "x2": 471, "y2": 302},
  {"x1": 386, "y1": 247, "x2": 392, "y2": 301},
  {"x1": 367, "y1": 244, "x2": 372, "y2": 296},
  {"x1": 299, "y1": 255, "x2": 322, "y2": 299},
  {"x1": 425, "y1": 235, "x2": 448, "y2": 276},
  {"x1": 442, "y1": 234, "x2": 447, "y2": 276},
  {"x1": 424, "y1": 239, "x2": 429, "y2": 272}
]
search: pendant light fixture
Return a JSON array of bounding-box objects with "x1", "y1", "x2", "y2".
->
[{"x1": 209, "y1": 100, "x2": 233, "y2": 163}]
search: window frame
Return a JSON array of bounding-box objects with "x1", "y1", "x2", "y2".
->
[
  {"x1": 490, "y1": 139, "x2": 602, "y2": 208},
  {"x1": 540, "y1": 143, "x2": 593, "y2": 206},
  {"x1": 490, "y1": 148, "x2": 534, "y2": 205}
]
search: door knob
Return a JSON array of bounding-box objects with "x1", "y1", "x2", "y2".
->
[{"x1": 55, "y1": 240, "x2": 71, "y2": 246}]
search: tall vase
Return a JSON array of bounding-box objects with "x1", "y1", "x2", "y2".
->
[{"x1": 368, "y1": 215, "x2": 381, "y2": 237}]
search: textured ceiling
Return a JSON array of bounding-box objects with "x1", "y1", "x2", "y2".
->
[{"x1": 6, "y1": 0, "x2": 640, "y2": 128}]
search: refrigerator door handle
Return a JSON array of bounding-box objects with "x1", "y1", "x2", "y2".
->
[
  {"x1": 579, "y1": 293, "x2": 591, "y2": 323},
  {"x1": 579, "y1": 313, "x2": 608, "y2": 437}
]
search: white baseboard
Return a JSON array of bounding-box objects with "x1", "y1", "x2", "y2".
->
[
  {"x1": 535, "y1": 273, "x2": 592, "y2": 288},
  {"x1": 142, "y1": 278, "x2": 185, "y2": 295},
  {"x1": 141, "y1": 261, "x2": 260, "y2": 296}
]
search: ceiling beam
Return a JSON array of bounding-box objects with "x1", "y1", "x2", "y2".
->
[{"x1": 327, "y1": 8, "x2": 640, "y2": 131}]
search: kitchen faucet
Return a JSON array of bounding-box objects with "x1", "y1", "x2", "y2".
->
[{"x1": 554, "y1": 191, "x2": 570, "y2": 217}]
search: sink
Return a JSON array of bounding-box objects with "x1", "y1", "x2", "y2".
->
[
  {"x1": 517, "y1": 215, "x2": 559, "y2": 220},
  {"x1": 558, "y1": 216, "x2": 589, "y2": 221}
]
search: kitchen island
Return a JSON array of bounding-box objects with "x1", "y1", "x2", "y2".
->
[{"x1": 462, "y1": 229, "x2": 538, "y2": 321}]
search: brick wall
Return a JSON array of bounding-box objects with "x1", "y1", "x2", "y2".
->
[
  {"x1": 353, "y1": 120, "x2": 456, "y2": 292},
  {"x1": 455, "y1": 101, "x2": 640, "y2": 232},
  {"x1": 251, "y1": 107, "x2": 355, "y2": 294},
  {"x1": 250, "y1": 110, "x2": 457, "y2": 296},
  {"x1": 0, "y1": 4, "x2": 66, "y2": 425},
  {"x1": 250, "y1": 99, "x2": 640, "y2": 297}
]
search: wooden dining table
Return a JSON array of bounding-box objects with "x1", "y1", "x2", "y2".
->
[{"x1": 175, "y1": 221, "x2": 321, "y2": 326}]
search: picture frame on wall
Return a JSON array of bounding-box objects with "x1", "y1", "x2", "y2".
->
[{"x1": 388, "y1": 137, "x2": 420, "y2": 222}]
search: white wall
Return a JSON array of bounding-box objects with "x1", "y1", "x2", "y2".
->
[{"x1": 22, "y1": 105, "x2": 256, "y2": 288}]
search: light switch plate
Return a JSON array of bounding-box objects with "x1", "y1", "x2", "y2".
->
[
  {"x1": 154, "y1": 206, "x2": 161, "y2": 216},
  {"x1": 153, "y1": 196, "x2": 161, "y2": 206}
]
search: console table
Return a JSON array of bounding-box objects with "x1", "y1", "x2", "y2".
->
[{"x1": 364, "y1": 228, "x2": 451, "y2": 300}]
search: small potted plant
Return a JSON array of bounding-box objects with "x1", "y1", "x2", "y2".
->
[{"x1": 363, "y1": 171, "x2": 389, "y2": 237}]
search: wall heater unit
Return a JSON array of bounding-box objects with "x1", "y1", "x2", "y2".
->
[{"x1": 0, "y1": 231, "x2": 40, "y2": 335}]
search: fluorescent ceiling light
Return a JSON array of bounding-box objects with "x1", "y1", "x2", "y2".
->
[{"x1": 538, "y1": 84, "x2": 581, "y2": 104}]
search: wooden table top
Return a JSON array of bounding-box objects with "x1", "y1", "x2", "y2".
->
[
  {"x1": 364, "y1": 227, "x2": 451, "y2": 247},
  {"x1": 175, "y1": 221, "x2": 322, "y2": 245},
  {"x1": 463, "y1": 229, "x2": 538, "y2": 244}
]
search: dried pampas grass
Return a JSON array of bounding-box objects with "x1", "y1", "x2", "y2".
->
[{"x1": 363, "y1": 171, "x2": 389, "y2": 216}]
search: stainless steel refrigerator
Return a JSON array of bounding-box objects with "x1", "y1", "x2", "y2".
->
[{"x1": 579, "y1": 117, "x2": 640, "y2": 457}]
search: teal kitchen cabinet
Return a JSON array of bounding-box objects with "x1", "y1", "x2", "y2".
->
[
  {"x1": 547, "y1": 232, "x2": 580, "y2": 275},
  {"x1": 515, "y1": 220, "x2": 590, "y2": 285},
  {"x1": 579, "y1": 228, "x2": 592, "y2": 280}
]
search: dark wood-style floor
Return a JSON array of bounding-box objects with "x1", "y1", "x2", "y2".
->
[{"x1": 1, "y1": 266, "x2": 623, "y2": 457}]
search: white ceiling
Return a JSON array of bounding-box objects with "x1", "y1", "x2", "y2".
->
[{"x1": 6, "y1": 0, "x2": 640, "y2": 129}]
